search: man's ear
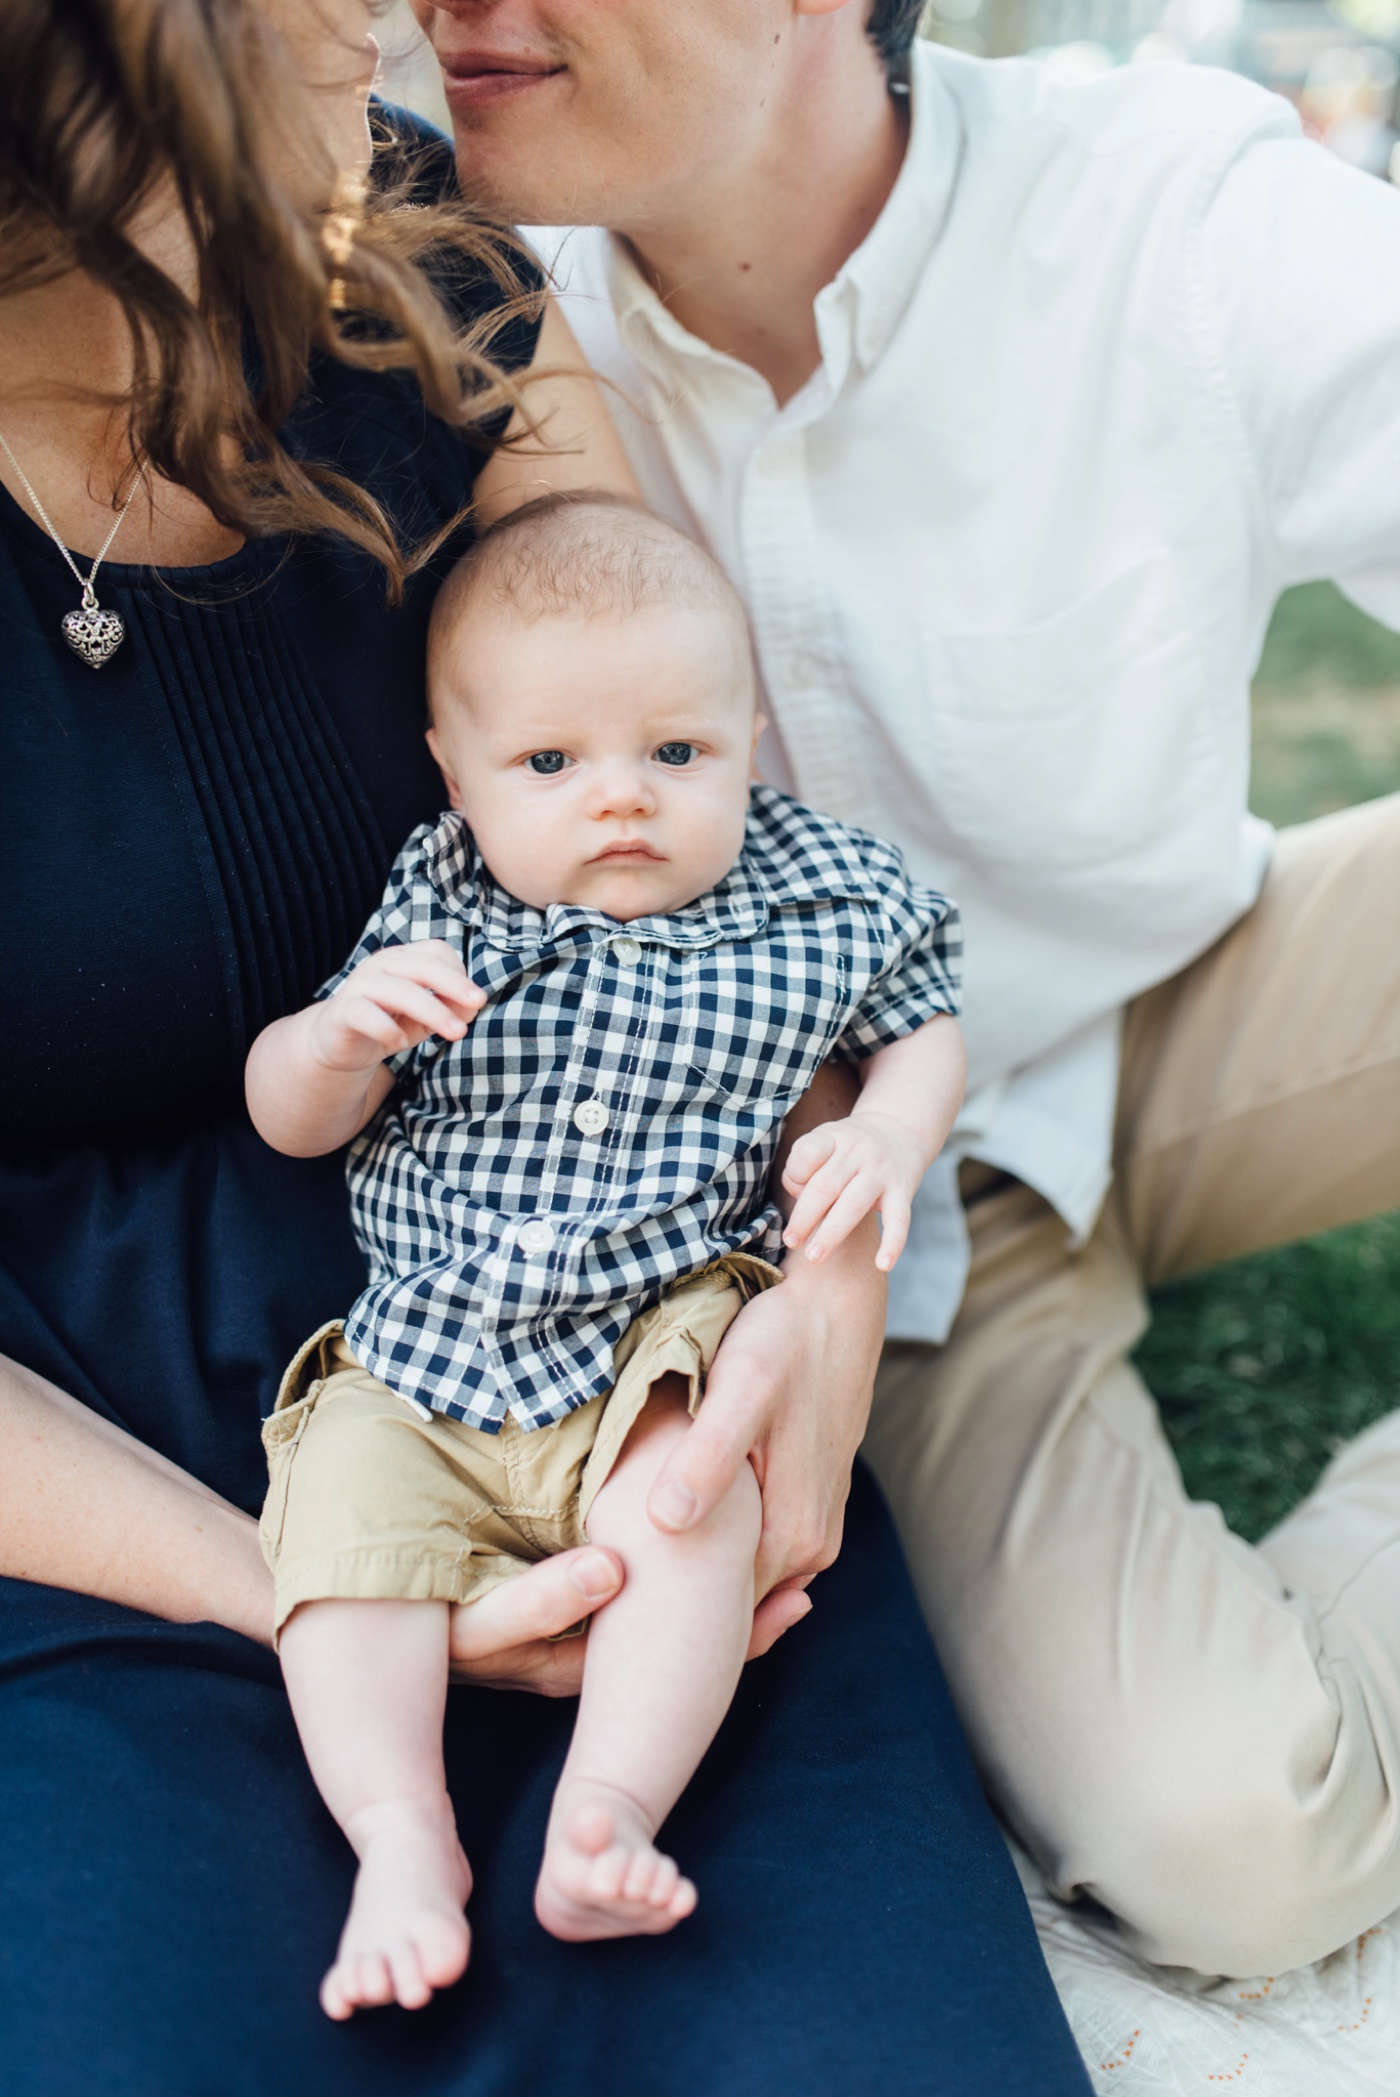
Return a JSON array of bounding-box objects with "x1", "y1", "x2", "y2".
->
[{"x1": 425, "y1": 726, "x2": 466, "y2": 813}]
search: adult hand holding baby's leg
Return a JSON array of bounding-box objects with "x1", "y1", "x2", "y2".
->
[
  {"x1": 446, "y1": 1542, "x2": 802, "y2": 1693},
  {"x1": 447, "y1": 1545, "x2": 623, "y2": 1693}
]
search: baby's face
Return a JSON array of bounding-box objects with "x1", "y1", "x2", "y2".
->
[{"x1": 427, "y1": 602, "x2": 761, "y2": 921}]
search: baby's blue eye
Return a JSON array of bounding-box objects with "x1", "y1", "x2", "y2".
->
[
  {"x1": 655, "y1": 742, "x2": 696, "y2": 767},
  {"x1": 527, "y1": 750, "x2": 567, "y2": 775}
]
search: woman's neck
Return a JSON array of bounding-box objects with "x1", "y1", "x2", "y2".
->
[{"x1": 0, "y1": 209, "x2": 242, "y2": 568}]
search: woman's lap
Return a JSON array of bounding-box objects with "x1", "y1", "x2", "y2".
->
[{"x1": 0, "y1": 1465, "x2": 1089, "y2": 2097}]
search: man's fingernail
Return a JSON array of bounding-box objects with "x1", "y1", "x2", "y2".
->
[
  {"x1": 652, "y1": 1482, "x2": 699, "y2": 1530},
  {"x1": 571, "y1": 1551, "x2": 620, "y2": 1600}
]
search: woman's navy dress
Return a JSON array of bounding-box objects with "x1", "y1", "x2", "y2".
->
[{"x1": 0, "y1": 124, "x2": 1090, "y2": 2097}]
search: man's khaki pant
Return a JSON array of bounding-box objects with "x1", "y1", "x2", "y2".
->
[{"x1": 863, "y1": 794, "x2": 1400, "y2": 1978}]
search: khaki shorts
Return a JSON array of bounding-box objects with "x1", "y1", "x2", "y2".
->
[{"x1": 260, "y1": 1252, "x2": 779, "y2": 1641}]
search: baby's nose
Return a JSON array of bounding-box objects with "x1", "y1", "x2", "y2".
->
[{"x1": 589, "y1": 763, "x2": 656, "y2": 818}]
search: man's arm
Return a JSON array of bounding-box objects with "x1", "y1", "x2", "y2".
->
[
  {"x1": 1201, "y1": 127, "x2": 1400, "y2": 616},
  {"x1": 472, "y1": 299, "x2": 641, "y2": 524}
]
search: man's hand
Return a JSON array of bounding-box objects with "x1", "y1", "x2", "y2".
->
[
  {"x1": 645, "y1": 1214, "x2": 886, "y2": 1607},
  {"x1": 446, "y1": 1542, "x2": 814, "y2": 1694},
  {"x1": 781, "y1": 1109, "x2": 923, "y2": 1271},
  {"x1": 312, "y1": 940, "x2": 484, "y2": 1072}
]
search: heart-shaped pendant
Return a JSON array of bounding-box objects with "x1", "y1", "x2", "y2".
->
[{"x1": 62, "y1": 602, "x2": 126, "y2": 668}]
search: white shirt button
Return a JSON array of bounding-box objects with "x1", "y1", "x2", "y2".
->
[
  {"x1": 610, "y1": 935, "x2": 643, "y2": 966},
  {"x1": 517, "y1": 1220, "x2": 555, "y2": 1256},
  {"x1": 572, "y1": 1098, "x2": 610, "y2": 1137}
]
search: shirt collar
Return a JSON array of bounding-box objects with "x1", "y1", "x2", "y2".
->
[
  {"x1": 421, "y1": 809, "x2": 772, "y2": 954},
  {"x1": 603, "y1": 42, "x2": 961, "y2": 395},
  {"x1": 418, "y1": 787, "x2": 884, "y2": 957}
]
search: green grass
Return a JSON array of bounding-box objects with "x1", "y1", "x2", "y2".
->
[{"x1": 1136, "y1": 584, "x2": 1400, "y2": 1539}]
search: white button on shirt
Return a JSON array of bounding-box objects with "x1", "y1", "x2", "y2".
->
[
  {"x1": 573, "y1": 1099, "x2": 610, "y2": 1137},
  {"x1": 517, "y1": 1221, "x2": 556, "y2": 1256},
  {"x1": 532, "y1": 43, "x2": 1400, "y2": 1342},
  {"x1": 609, "y1": 936, "x2": 643, "y2": 966}
]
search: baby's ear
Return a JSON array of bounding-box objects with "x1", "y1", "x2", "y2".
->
[{"x1": 425, "y1": 726, "x2": 466, "y2": 814}]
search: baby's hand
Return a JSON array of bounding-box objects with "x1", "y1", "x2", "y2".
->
[
  {"x1": 781, "y1": 1111, "x2": 924, "y2": 1272},
  {"x1": 309, "y1": 940, "x2": 485, "y2": 1073}
]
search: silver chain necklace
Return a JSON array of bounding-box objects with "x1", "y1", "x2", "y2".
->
[{"x1": 0, "y1": 429, "x2": 144, "y2": 667}]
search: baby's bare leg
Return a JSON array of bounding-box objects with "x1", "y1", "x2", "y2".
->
[
  {"x1": 535, "y1": 1378, "x2": 762, "y2": 1941},
  {"x1": 278, "y1": 1599, "x2": 471, "y2": 2018}
]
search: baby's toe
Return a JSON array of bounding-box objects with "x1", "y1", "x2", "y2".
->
[
  {"x1": 567, "y1": 1803, "x2": 617, "y2": 1857},
  {"x1": 667, "y1": 1877, "x2": 698, "y2": 1923},
  {"x1": 320, "y1": 1964, "x2": 355, "y2": 2022},
  {"x1": 386, "y1": 1938, "x2": 432, "y2": 2011},
  {"x1": 355, "y1": 1949, "x2": 395, "y2": 2007},
  {"x1": 586, "y1": 1844, "x2": 631, "y2": 1903},
  {"x1": 418, "y1": 1914, "x2": 471, "y2": 1990},
  {"x1": 622, "y1": 1847, "x2": 661, "y2": 1904},
  {"x1": 645, "y1": 1854, "x2": 681, "y2": 1909}
]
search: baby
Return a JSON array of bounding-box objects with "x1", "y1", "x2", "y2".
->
[{"x1": 246, "y1": 493, "x2": 965, "y2": 2021}]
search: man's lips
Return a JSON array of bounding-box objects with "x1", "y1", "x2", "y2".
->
[{"x1": 438, "y1": 49, "x2": 566, "y2": 109}]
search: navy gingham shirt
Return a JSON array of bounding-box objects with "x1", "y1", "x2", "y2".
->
[{"x1": 325, "y1": 786, "x2": 961, "y2": 1428}]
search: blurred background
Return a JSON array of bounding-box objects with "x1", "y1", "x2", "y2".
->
[{"x1": 381, "y1": 1, "x2": 1400, "y2": 1541}]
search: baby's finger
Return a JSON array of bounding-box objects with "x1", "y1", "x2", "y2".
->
[
  {"x1": 803, "y1": 1171, "x2": 882, "y2": 1263},
  {"x1": 780, "y1": 1125, "x2": 838, "y2": 1193},
  {"x1": 373, "y1": 946, "x2": 484, "y2": 1015},
  {"x1": 366, "y1": 979, "x2": 475, "y2": 1041},
  {"x1": 874, "y1": 1187, "x2": 913, "y2": 1273},
  {"x1": 782, "y1": 1151, "x2": 861, "y2": 1248},
  {"x1": 327, "y1": 994, "x2": 417, "y2": 1057}
]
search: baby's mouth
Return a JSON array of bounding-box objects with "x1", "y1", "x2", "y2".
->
[{"x1": 590, "y1": 841, "x2": 664, "y2": 864}]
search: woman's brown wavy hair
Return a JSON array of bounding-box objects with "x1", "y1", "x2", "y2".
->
[{"x1": 0, "y1": 0, "x2": 542, "y2": 603}]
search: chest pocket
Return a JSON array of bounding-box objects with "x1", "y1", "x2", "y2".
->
[
  {"x1": 918, "y1": 555, "x2": 1208, "y2": 879},
  {"x1": 683, "y1": 928, "x2": 851, "y2": 1118}
]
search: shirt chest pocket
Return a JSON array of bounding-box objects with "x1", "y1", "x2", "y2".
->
[
  {"x1": 917, "y1": 555, "x2": 1209, "y2": 878},
  {"x1": 682, "y1": 936, "x2": 850, "y2": 1117}
]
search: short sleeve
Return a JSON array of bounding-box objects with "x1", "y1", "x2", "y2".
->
[
  {"x1": 836, "y1": 873, "x2": 963, "y2": 1062},
  {"x1": 315, "y1": 822, "x2": 446, "y2": 1079},
  {"x1": 1199, "y1": 125, "x2": 1400, "y2": 621}
]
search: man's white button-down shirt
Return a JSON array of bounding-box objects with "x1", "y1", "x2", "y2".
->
[{"x1": 532, "y1": 40, "x2": 1400, "y2": 1343}]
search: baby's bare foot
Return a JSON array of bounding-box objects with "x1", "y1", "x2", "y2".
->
[
  {"x1": 321, "y1": 1796, "x2": 472, "y2": 2020},
  {"x1": 535, "y1": 1783, "x2": 697, "y2": 1942}
]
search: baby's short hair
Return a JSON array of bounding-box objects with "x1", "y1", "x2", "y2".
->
[{"x1": 428, "y1": 490, "x2": 748, "y2": 695}]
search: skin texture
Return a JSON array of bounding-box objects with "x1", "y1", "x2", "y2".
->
[{"x1": 411, "y1": 0, "x2": 906, "y2": 402}]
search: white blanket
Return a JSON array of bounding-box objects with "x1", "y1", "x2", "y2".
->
[{"x1": 1013, "y1": 1844, "x2": 1400, "y2": 2095}]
